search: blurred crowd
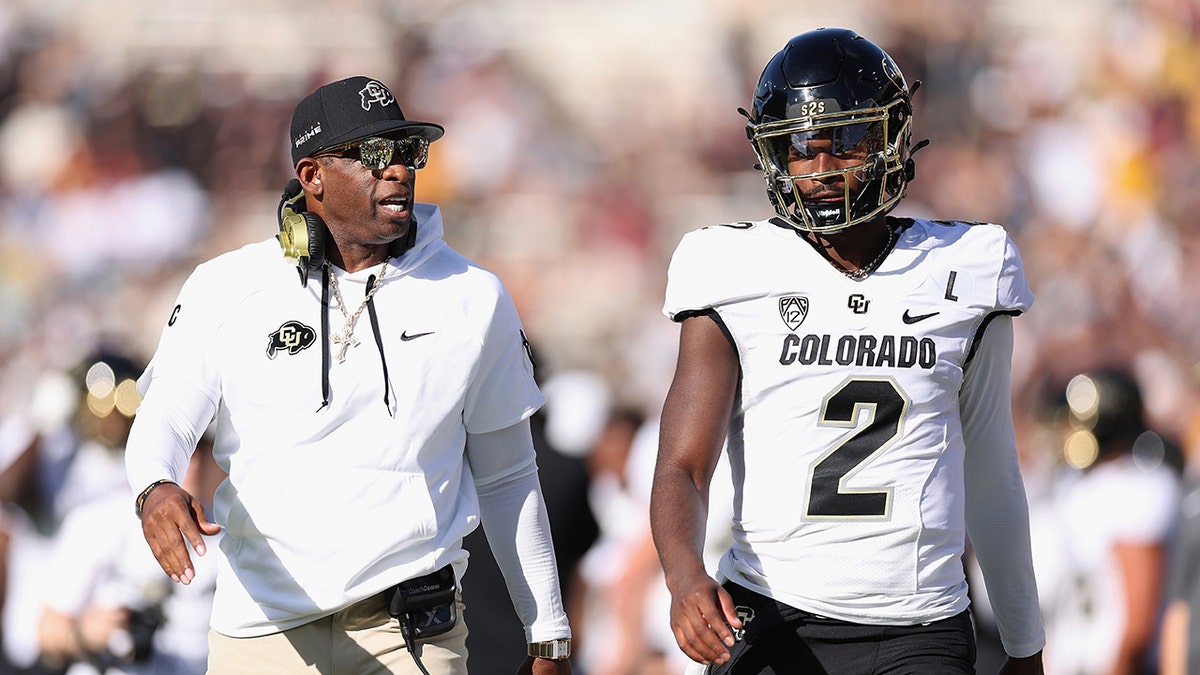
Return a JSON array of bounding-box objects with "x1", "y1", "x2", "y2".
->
[{"x1": 1, "y1": 0, "x2": 1200, "y2": 673}]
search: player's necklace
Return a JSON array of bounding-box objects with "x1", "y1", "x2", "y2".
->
[
  {"x1": 328, "y1": 258, "x2": 390, "y2": 363},
  {"x1": 837, "y1": 225, "x2": 896, "y2": 280}
]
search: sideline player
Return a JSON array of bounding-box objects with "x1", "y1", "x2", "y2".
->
[{"x1": 651, "y1": 28, "x2": 1045, "y2": 674}]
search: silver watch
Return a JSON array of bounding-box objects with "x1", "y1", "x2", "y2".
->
[{"x1": 527, "y1": 638, "x2": 571, "y2": 660}]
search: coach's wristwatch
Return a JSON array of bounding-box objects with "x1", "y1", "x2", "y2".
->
[{"x1": 527, "y1": 638, "x2": 571, "y2": 660}]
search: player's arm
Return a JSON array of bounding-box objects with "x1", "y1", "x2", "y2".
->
[
  {"x1": 651, "y1": 311, "x2": 742, "y2": 666},
  {"x1": 466, "y1": 419, "x2": 572, "y2": 674},
  {"x1": 1111, "y1": 540, "x2": 1168, "y2": 674},
  {"x1": 125, "y1": 375, "x2": 221, "y2": 585},
  {"x1": 959, "y1": 314, "x2": 1045, "y2": 670}
]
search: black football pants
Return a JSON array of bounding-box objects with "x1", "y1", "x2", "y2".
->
[{"x1": 707, "y1": 581, "x2": 976, "y2": 675}]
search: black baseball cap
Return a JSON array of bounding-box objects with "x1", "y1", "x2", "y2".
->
[{"x1": 289, "y1": 76, "x2": 445, "y2": 166}]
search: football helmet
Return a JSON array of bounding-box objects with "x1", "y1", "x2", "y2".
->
[
  {"x1": 746, "y1": 28, "x2": 919, "y2": 234},
  {"x1": 71, "y1": 348, "x2": 146, "y2": 448},
  {"x1": 1064, "y1": 369, "x2": 1145, "y2": 449}
]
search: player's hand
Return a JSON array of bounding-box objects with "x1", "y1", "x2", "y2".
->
[
  {"x1": 998, "y1": 651, "x2": 1044, "y2": 675},
  {"x1": 515, "y1": 655, "x2": 572, "y2": 675},
  {"x1": 139, "y1": 482, "x2": 221, "y2": 585},
  {"x1": 666, "y1": 572, "x2": 742, "y2": 666}
]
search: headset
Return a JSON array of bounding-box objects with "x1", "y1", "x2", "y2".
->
[
  {"x1": 277, "y1": 178, "x2": 418, "y2": 286},
  {"x1": 278, "y1": 178, "x2": 326, "y2": 285}
]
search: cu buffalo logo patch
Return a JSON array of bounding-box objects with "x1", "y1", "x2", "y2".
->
[
  {"x1": 779, "y1": 296, "x2": 809, "y2": 331},
  {"x1": 359, "y1": 80, "x2": 394, "y2": 110},
  {"x1": 267, "y1": 321, "x2": 316, "y2": 359}
]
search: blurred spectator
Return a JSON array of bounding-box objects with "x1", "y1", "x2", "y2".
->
[
  {"x1": 0, "y1": 347, "x2": 146, "y2": 673},
  {"x1": 1037, "y1": 369, "x2": 1182, "y2": 675},
  {"x1": 574, "y1": 403, "x2": 653, "y2": 675},
  {"x1": 36, "y1": 433, "x2": 222, "y2": 675}
]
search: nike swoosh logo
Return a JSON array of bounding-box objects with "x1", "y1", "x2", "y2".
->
[
  {"x1": 901, "y1": 310, "x2": 939, "y2": 324},
  {"x1": 400, "y1": 331, "x2": 434, "y2": 341}
]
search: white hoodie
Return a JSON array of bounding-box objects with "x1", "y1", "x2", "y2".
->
[{"x1": 126, "y1": 204, "x2": 568, "y2": 641}]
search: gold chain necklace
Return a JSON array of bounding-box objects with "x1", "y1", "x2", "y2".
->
[
  {"x1": 838, "y1": 225, "x2": 897, "y2": 280},
  {"x1": 328, "y1": 259, "x2": 390, "y2": 363}
]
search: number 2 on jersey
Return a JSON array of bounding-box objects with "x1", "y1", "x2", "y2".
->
[{"x1": 807, "y1": 378, "x2": 907, "y2": 518}]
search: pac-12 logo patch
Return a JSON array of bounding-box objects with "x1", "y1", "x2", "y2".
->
[
  {"x1": 779, "y1": 296, "x2": 809, "y2": 331},
  {"x1": 267, "y1": 321, "x2": 316, "y2": 359}
]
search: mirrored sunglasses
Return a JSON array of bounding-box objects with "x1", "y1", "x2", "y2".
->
[{"x1": 316, "y1": 136, "x2": 430, "y2": 171}]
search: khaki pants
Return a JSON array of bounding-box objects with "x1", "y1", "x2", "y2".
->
[{"x1": 207, "y1": 590, "x2": 469, "y2": 674}]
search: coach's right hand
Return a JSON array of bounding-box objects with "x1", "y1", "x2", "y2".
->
[{"x1": 139, "y1": 481, "x2": 222, "y2": 585}]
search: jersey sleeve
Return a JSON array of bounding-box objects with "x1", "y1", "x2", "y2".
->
[
  {"x1": 665, "y1": 225, "x2": 762, "y2": 321},
  {"x1": 1103, "y1": 465, "x2": 1181, "y2": 542},
  {"x1": 995, "y1": 230, "x2": 1034, "y2": 314},
  {"x1": 663, "y1": 229, "x2": 715, "y2": 321},
  {"x1": 462, "y1": 278, "x2": 544, "y2": 434},
  {"x1": 960, "y1": 315, "x2": 1046, "y2": 657}
]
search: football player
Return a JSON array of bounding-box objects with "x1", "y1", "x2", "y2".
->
[{"x1": 650, "y1": 28, "x2": 1045, "y2": 674}]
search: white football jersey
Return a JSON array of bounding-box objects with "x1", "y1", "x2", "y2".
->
[{"x1": 664, "y1": 217, "x2": 1033, "y2": 626}]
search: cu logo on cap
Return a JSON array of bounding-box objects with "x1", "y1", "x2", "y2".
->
[{"x1": 359, "y1": 81, "x2": 395, "y2": 110}]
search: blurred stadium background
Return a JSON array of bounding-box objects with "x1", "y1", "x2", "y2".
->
[
  {"x1": 4, "y1": 0, "x2": 1198, "y2": 433},
  {"x1": 3, "y1": 0, "x2": 1200, "y2": 672}
]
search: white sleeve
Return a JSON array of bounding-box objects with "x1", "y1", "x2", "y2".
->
[
  {"x1": 960, "y1": 314, "x2": 1046, "y2": 658},
  {"x1": 125, "y1": 375, "x2": 217, "y2": 494},
  {"x1": 462, "y1": 283, "x2": 543, "y2": 434},
  {"x1": 466, "y1": 419, "x2": 571, "y2": 643}
]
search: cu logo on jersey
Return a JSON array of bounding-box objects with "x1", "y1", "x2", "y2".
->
[
  {"x1": 779, "y1": 296, "x2": 809, "y2": 331},
  {"x1": 359, "y1": 81, "x2": 394, "y2": 110},
  {"x1": 848, "y1": 294, "x2": 870, "y2": 314},
  {"x1": 267, "y1": 321, "x2": 317, "y2": 359}
]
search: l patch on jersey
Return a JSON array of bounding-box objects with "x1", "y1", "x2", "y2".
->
[
  {"x1": 267, "y1": 321, "x2": 317, "y2": 359},
  {"x1": 779, "y1": 296, "x2": 810, "y2": 331}
]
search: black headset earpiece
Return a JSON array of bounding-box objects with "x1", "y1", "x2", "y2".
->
[{"x1": 277, "y1": 178, "x2": 327, "y2": 286}]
